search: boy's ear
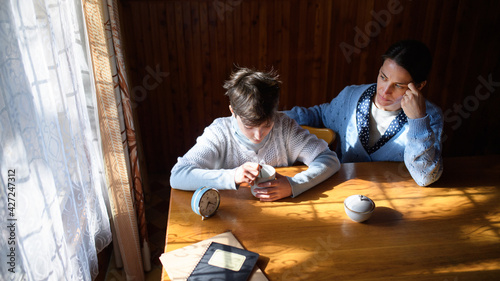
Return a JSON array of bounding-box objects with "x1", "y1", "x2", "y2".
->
[{"x1": 229, "y1": 105, "x2": 234, "y2": 116}]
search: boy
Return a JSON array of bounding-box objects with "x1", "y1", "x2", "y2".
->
[{"x1": 170, "y1": 67, "x2": 340, "y2": 201}]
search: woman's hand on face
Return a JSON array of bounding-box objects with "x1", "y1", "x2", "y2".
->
[
  {"x1": 235, "y1": 162, "x2": 261, "y2": 186},
  {"x1": 253, "y1": 173, "x2": 293, "y2": 202},
  {"x1": 401, "y1": 82, "x2": 426, "y2": 119}
]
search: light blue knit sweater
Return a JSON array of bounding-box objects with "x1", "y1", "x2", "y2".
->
[
  {"x1": 170, "y1": 113, "x2": 340, "y2": 197},
  {"x1": 285, "y1": 83, "x2": 444, "y2": 186}
]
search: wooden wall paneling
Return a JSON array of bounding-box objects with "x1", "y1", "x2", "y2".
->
[
  {"x1": 258, "y1": 1, "x2": 267, "y2": 69},
  {"x1": 271, "y1": 1, "x2": 281, "y2": 71},
  {"x1": 232, "y1": 1, "x2": 241, "y2": 68},
  {"x1": 363, "y1": 0, "x2": 382, "y2": 84},
  {"x1": 415, "y1": 1, "x2": 444, "y2": 104},
  {"x1": 239, "y1": 0, "x2": 250, "y2": 68},
  {"x1": 353, "y1": 0, "x2": 374, "y2": 85},
  {"x1": 319, "y1": 0, "x2": 333, "y2": 106},
  {"x1": 421, "y1": 0, "x2": 444, "y2": 105},
  {"x1": 433, "y1": 1, "x2": 460, "y2": 153},
  {"x1": 156, "y1": 0, "x2": 173, "y2": 166},
  {"x1": 225, "y1": 1, "x2": 235, "y2": 70},
  {"x1": 119, "y1": 0, "x2": 500, "y2": 175},
  {"x1": 266, "y1": 0, "x2": 277, "y2": 72},
  {"x1": 434, "y1": 0, "x2": 459, "y2": 107},
  {"x1": 189, "y1": 1, "x2": 207, "y2": 141},
  {"x1": 151, "y1": 2, "x2": 165, "y2": 167},
  {"x1": 270, "y1": 0, "x2": 280, "y2": 77},
  {"x1": 131, "y1": 1, "x2": 155, "y2": 168},
  {"x1": 206, "y1": 1, "x2": 222, "y2": 121},
  {"x1": 146, "y1": 1, "x2": 161, "y2": 169},
  {"x1": 373, "y1": 0, "x2": 402, "y2": 65},
  {"x1": 295, "y1": 0, "x2": 308, "y2": 106},
  {"x1": 446, "y1": 1, "x2": 472, "y2": 104},
  {"x1": 278, "y1": 0, "x2": 291, "y2": 109},
  {"x1": 166, "y1": 1, "x2": 186, "y2": 169},
  {"x1": 173, "y1": 2, "x2": 192, "y2": 149},
  {"x1": 343, "y1": 0, "x2": 359, "y2": 87},
  {"x1": 309, "y1": 1, "x2": 322, "y2": 105},
  {"x1": 399, "y1": 1, "x2": 418, "y2": 40},
  {"x1": 159, "y1": 1, "x2": 171, "y2": 168},
  {"x1": 475, "y1": 0, "x2": 499, "y2": 76},
  {"x1": 306, "y1": 0, "x2": 320, "y2": 104},
  {"x1": 199, "y1": 2, "x2": 215, "y2": 122},
  {"x1": 179, "y1": 2, "x2": 194, "y2": 144},
  {"x1": 324, "y1": 1, "x2": 336, "y2": 106},
  {"x1": 421, "y1": 1, "x2": 439, "y2": 52},
  {"x1": 285, "y1": 0, "x2": 299, "y2": 109},
  {"x1": 147, "y1": 1, "x2": 165, "y2": 169},
  {"x1": 440, "y1": 1, "x2": 475, "y2": 155},
  {"x1": 250, "y1": 0, "x2": 260, "y2": 69},
  {"x1": 328, "y1": 0, "x2": 351, "y2": 105},
  {"x1": 215, "y1": 1, "x2": 230, "y2": 118},
  {"x1": 448, "y1": 0, "x2": 500, "y2": 156}
]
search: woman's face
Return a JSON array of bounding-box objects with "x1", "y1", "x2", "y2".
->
[{"x1": 375, "y1": 58, "x2": 413, "y2": 111}]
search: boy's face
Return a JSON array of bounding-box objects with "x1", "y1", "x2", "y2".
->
[{"x1": 234, "y1": 115, "x2": 274, "y2": 144}]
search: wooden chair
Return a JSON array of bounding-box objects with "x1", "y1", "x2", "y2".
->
[{"x1": 301, "y1": 125, "x2": 336, "y2": 145}]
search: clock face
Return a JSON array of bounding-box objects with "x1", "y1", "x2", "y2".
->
[{"x1": 198, "y1": 189, "x2": 220, "y2": 218}]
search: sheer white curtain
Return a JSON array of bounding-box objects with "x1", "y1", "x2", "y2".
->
[{"x1": 0, "y1": 0, "x2": 112, "y2": 280}]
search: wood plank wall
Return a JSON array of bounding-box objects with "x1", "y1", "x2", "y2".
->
[{"x1": 119, "y1": 0, "x2": 500, "y2": 175}]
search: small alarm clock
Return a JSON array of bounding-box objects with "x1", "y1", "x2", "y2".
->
[{"x1": 191, "y1": 186, "x2": 220, "y2": 220}]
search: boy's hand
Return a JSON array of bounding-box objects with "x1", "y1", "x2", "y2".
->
[
  {"x1": 235, "y1": 162, "x2": 261, "y2": 186},
  {"x1": 253, "y1": 173, "x2": 292, "y2": 201}
]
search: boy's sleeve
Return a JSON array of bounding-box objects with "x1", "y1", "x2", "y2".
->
[
  {"x1": 285, "y1": 120, "x2": 341, "y2": 197},
  {"x1": 288, "y1": 149, "x2": 340, "y2": 197},
  {"x1": 170, "y1": 125, "x2": 238, "y2": 191}
]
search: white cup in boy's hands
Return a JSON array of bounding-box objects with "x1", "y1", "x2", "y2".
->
[{"x1": 251, "y1": 164, "x2": 276, "y2": 197}]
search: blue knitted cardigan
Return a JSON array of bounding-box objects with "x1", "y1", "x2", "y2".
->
[{"x1": 285, "y1": 83, "x2": 444, "y2": 186}]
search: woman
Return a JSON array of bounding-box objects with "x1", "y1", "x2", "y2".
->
[{"x1": 285, "y1": 40, "x2": 443, "y2": 186}]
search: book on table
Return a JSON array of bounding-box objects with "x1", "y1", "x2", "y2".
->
[
  {"x1": 160, "y1": 231, "x2": 268, "y2": 281},
  {"x1": 187, "y1": 241, "x2": 259, "y2": 281}
]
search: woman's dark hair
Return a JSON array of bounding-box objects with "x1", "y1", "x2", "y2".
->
[
  {"x1": 382, "y1": 40, "x2": 432, "y2": 84},
  {"x1": 224, "y1": 67, "x2": 281, "y2": 126}
]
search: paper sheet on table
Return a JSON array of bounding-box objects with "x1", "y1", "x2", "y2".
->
[{"x1": 160, "y1": 231, "x2": 268, "y2": 281}]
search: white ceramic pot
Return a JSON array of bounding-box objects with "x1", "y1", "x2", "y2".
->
[{"x1": 344, "y1": 195, "x2": 375, "y2": 222}]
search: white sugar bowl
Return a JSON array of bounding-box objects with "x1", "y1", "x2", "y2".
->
[{"x1": 344, "y1": 195, "x2": 375, "y2": 222}]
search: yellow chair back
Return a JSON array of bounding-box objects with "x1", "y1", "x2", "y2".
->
[{"x1": 301, "y1": 125, "x2": 336, "y2": 145}]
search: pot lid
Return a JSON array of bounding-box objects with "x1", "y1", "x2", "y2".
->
[{"x1": 344, "y1": 195, "x2": 375, "y2": 213}]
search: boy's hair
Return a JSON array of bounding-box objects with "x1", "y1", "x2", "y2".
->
[{"x1": 224, "y1": 67, "x2": 281, "y2": 126}]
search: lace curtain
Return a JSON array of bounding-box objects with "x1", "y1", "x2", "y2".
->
[{"x1": 0, "y1": 0, "x2": 112, "y2": 280}]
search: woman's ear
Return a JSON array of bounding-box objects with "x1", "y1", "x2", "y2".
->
[{"x1": 417, "y1": 80, "x2": 427, "y2": 91}]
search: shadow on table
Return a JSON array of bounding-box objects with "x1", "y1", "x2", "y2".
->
[{"x1": 364, "y1": 206, "x2": 403, "y2": 226}]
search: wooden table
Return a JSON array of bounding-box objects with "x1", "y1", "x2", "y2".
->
[{"x1": 161, "y1": 156, "x2": 500, "y2": 280}]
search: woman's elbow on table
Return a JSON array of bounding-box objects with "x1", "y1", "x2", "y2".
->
[{"x1": 410, "y1": 165, "x2": 443, "y2": 187}]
